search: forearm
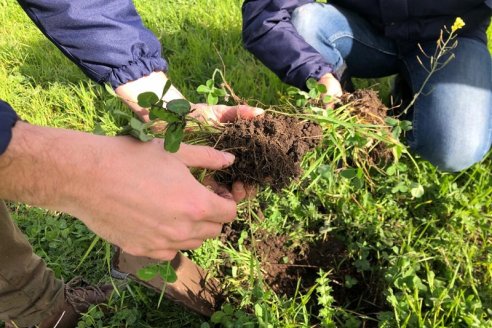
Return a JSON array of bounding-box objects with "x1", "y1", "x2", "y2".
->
[{"x1": 0, "y1": 122, "x2": 97, "y2": 209}]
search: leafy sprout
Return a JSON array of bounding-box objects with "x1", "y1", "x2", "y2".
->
[{"x1": 117, "y1": 80, "x2": 192, "y2": 153}]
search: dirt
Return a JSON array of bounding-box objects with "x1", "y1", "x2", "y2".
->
[
  {"x1": 221, "y1": 223, "x2": 386, "y2": 326},
  {"x1": 210, "y1": 114, "x2": 322, "y2": 191},
  {"x1": 339, "y1": 89, "x2": 394, "y2": 165},
  {"x1": 339, "y1": 89, "x2": 388, "y2": 126}
]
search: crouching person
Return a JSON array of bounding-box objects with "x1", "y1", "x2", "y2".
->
[{"x1": 242, "y1": 0, "x2": 492, "y2": 171}]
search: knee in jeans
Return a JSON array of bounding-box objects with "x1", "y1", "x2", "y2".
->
[
  {"x1": 292, "y1": 3, "x2": 323, "y2": 41},
  {"x1": 421, "y1": 137, "x2": 490, "y2": 172},
  {"x1": 291, "y1": 3, "x2": 343, "y2": 43}
]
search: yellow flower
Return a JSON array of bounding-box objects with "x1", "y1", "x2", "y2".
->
[{"x1": 451, "y1": 17, "x2": 465, "y2": 32}]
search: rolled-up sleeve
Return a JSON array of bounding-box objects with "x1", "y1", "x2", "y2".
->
[
  {"x1": 242, "y1": 0, "x2": 334, "y2": 89},
  {"x1": 17, "y1": 0, "x2": 168, "y2": 88}
]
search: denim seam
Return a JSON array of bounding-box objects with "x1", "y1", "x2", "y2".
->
[{"x1": 328, "y1": 32, "x2": 398, "y2": 57}]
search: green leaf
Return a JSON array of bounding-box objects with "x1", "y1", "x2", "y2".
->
[
  {"x1": 164, "y1": 122, "x2": 185, "y2": 153},
  {"x1": 400, "y1": 120, "x2": 413, "y2": 131},
  {"x1": 317, "y1": 83, "x2": 327, "y2": 93},
  {"x1": 323, "y1": 95, "x2": 333, "y2": 103},
  {"x1": 150, "y1": 108, "x2": 181, "y2": 123},
  {"x1": 391, "y1": 183, "x2": 408, "y2": 193},
  {"x1": 93, "y1": 123, "x2": 106, "y2": 136},
  {"x1": 161, "y1": 80, "x2": 172, "y2": 99},
  {"x1": 206, "y1": 79, "x2": 214, "y2": 89},
  {"x1": 308, "y1": 88, "x2": 320, "y2": 99},
  {"x1": 295, "y1": 98, "x2": 307, "y2": 107},
  {"x1": 158, "y1": 261, "x2": 177, "y2": 283},
  {"x1": 254, "y1": 303, "x2": 263, "y2": 317},
  {"x1": 104, "y1": 84, "x2": 118, "y2": 97},
  {"x1": 207, "y1": 93, "x2": 219, "y2": 105},
  {"x1": 196, "y1": 85, "x2": 210, "y2": 93},
  {"x1": 166, "y1": 99, "x2": 191, "y2": 115},
  {"x1": 136, "y1": 265, "x2": 159, "y2": 281},
  {"x1": 385, "y1": 117, "x2": 400, "y2": 126},
  {"x1": 138, "y1": 131, "x2": 153, "y2": 142},
  {"x1": 223, "y1": 304, "x2": 234, "y2": 316},
  {"x1": 137, "y1": 92, "x2": 159, "y2": 108},
  {"x1": 410, "y1": 183, "x2": 425, "y2": 198},
  {"x1": 351, "y1": 177, "x2": 364, "y2": 189},
  {"x1": 129, "y1": 117, "x2": 143, "y2": 131},
  {"x1": 306, "y1": 78, "x2": 318, "y2": 90},
  {"x1": 340, "y1": 168, "x2": 358, "y2": 179},
  {"x1": 213, "y1": 88, "x2": 227, "y2": 97},
  {"x1": 211, "y1": 311, "x2": 225, "y2": 324},
  {"x1": 287, "y1": 86, "x2": 301, "y2": 96}
]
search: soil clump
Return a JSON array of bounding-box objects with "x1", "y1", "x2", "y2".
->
[
  {"x1": 339, "y1": 89, "x2": 388, "y2": 126},
  {"x1": 339, "y1": 89, "x2": 393, "y2": 164},
  {"x1": 211, "y1": 114, "x2": 321, "y2": 191}
]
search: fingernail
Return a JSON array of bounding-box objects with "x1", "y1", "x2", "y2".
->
[
  {"x1": 218, "y1": 191, "x2": 234, "y2": 200},
  {"x1": 223, "y1": 152, "x2": 235, "y2": 163},
  {"x1": 254, "y1": 107, "x2": 264, "y2": 115}
]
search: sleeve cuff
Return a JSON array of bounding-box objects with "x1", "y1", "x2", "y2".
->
[
  {"x1": 107, "y1": 56, "x2": 169, "y2": 89},
  {"x1": 0, "y1": 100, "x2": 19, "y2": 156}
]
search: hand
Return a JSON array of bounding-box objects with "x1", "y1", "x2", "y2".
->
[
  {"x1": 0, "y1": 123, "x2": 239, "y2": 260},
  {"x1": 191, "y1": 103, "x2": 264, "y2": 124},
  {"x1": 114, "y1": 71, "x2": 263, "y2": 201},
  {"x1": 66, "y1": 139, "x2": 239, "y2": 260},
  {"x1": 319, "y1": 73, "x2": 343, "y2": 107}
]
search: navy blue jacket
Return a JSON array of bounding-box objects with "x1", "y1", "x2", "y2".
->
[
  {"x1": 242, "y1": 0, "x2": 492, "y2": 89},
  {"x1": 1, "y1": 0, "x2": 167, "y2": 155}
]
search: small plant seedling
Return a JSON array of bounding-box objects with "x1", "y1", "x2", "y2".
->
[
  {"x1": 116, "y1": 80, "x2": 192, "y2": 153},
  {"x1": 136, "y1": 261, "x2": 178, "y2": 308},
  {"x1": 196, "y1": 69, "x2": 230, "y2": 105}
]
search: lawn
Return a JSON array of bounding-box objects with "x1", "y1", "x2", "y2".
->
[{"x1": 1, "y1": 1, "x2": 491, "y2": 327}]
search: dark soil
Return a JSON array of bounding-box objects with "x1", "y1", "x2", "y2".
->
[
  {"x1": 211, "y1": 114, "x2": 322, "y2": 191},
  {"x1": 339, "y1": 89, "x2": 393, "y2": 164},
  {"x1": 221, "y1": 223, "x2": 387, "y2": 326}
]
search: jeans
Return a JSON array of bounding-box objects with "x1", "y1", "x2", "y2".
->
[
  {"x1": 0, "y1": 201, "x2": 64, "y2": 327},
  {"x1": 292, "y1": 3, "x2": 492, "y2": 172}
]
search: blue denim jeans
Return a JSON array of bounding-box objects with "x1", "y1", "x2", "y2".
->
[{"x1": 292, "y1": 3, "x2": 492, "y2": 172}]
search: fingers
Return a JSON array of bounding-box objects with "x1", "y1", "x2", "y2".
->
[
  {"x1": 190, "y1": 103, "x2": 264, "y2": 124},
  {"x1": 145, "y1": 249, "x2": 179, "y2": 261},
  {"x1": 213, "y1": 104, "x2": 264, "y2": 123},
  {"x1": 175, "y1": 144, "x2": 235, "y2": 170},
  {"x1": 203, "y1": 176, "x2": 234, "y2": 200},
  {"x1": 203, "y1": 189, "x2": 237, "y2": 223},
  {"x1": 232, "y1": 181, "x2": 257, "y2": 202},
  {"x1": 319, "y1": 73, "x2": 343, "y2": 99}
]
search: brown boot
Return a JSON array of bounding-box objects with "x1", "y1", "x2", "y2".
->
[{"x1": 6, "y1": 277, "x2": 113, "y2": 328}]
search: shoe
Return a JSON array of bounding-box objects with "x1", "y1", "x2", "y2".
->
[{"x1": 5, "y1": 277, "x2": 112, "y2": 328}]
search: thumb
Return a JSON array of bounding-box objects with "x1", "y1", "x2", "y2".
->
[{"x1": 174, "y1": 144, "x2": 235, "y2": 169}]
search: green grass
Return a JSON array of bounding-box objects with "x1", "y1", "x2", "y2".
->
[{"x1": 1, "y1": 1, "x2": 491, "y2": 327}]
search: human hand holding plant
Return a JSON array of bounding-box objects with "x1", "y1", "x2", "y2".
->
[
  {"x1": 0, "y1": 123, "x2": 238, "y2": 261},
  {"x1": 318, "y1": 73, "x2": 343, "y2": 108}
]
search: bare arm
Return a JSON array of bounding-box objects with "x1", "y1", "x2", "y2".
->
[{"x1": 0, "y1": 122, "x2": 238, "y2": 260}]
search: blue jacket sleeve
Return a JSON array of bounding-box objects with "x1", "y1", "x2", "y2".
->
[
  {"x1": 242, "y1": 0, "x2": 334, "y2": 89},
  {"x1": 17, "y1": 0, "x2": 168, "y2": 89},
  {"x1": 0, "y1": 101, "x2": 19, "y2": 156}
]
